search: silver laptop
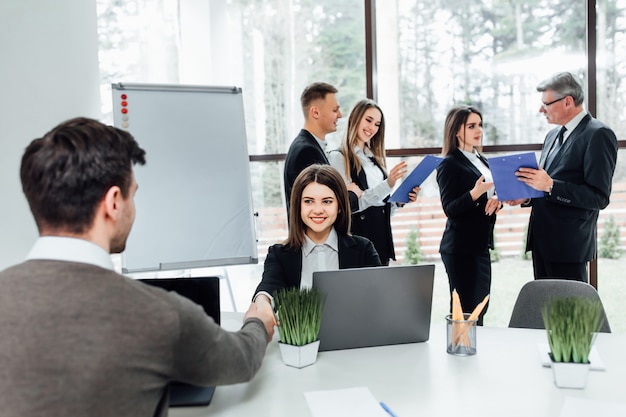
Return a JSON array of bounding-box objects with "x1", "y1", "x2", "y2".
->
[{"x1": 312, "y1": 264, "x2": 435, "y2": 351}]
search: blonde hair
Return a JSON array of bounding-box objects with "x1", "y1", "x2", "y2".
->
[{"x1": 340, "y1": 99, "x2": 387, "y2": 180}]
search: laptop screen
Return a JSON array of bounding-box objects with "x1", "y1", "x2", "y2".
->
[{"x1": 139, "y1": 276, "x2": 220, "y2": 325}]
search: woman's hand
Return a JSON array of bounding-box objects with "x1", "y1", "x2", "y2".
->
[
  {"x1": 347, "y1": 181, "x2": 363, "y2": 198},
  {"x1": 386, "y1": 161, "x2": 408, "y2": 188},
  {"x1": 469, "y1": 175, "x2": 494, "y2": 201},
  {"x1": 484, "y1": 196, "x2": 502, "y2": 216},
  {"x1": 407, "y1": 186, "x2": 420, "y2": 203}
]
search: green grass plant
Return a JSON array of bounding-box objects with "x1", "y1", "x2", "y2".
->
[
  {"x1": 274, "y1": 287, "x2": 325, "y2": 346},
  {"x1": 541, "y1": 297, "x2": 605, "y2": 363}
]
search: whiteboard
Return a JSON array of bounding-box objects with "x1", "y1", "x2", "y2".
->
[{"x1": 112, "y1": 83, "x2": 257, "y2": 273}]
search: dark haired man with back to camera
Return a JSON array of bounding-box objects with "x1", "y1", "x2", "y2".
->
[
  {"x1": 508, "y1": 72, "x2": 618, "y2": 282},
  {"x1": 283, "y1": 81, "x2": 342, "y2": 214},
  {"x1": 0, "y1": 117, "x2": 275, "y2": 417}
]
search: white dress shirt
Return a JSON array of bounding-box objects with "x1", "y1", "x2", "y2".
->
[
  {"x1": 460, "y1": 149, "x2": 495, "y2": 199},
  {"x1": 26, "y1": 236, "x2": 114, "y2": 270},
  {"x1": 300, "y1": 228, "x2": 339, "y2": 288},
  {"x1": 328, "y1": 146, "x2": 393, "y2": 212},
  {"x1": 561, "y1": 109, "x2": 587, "y2": 144}
]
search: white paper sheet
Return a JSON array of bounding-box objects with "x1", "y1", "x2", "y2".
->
[{"x1": 304, "y1": 386, "x2": 390, "y2": 417}]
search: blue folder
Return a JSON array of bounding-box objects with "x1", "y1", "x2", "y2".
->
[
  {"x1": 389, "y1": 155, "x2": 443, "y2": 203},
  {"x1": 487, "y1": 152, "x2": 544, "y2": 201}
]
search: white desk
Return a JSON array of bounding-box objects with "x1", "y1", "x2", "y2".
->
[{"x1": 171, "y1": 314, "x2": 626, "y2": 417}]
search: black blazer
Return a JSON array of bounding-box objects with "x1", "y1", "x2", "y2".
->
[
  {"x1": 339, "y1": 151, "x2": 395, "y2": 262},
  {"x1": 436, "y1": 149, "x2": 496, "y2": 254},
  {"x1": 283, "y1": 129, "x2": 329, "y2": 209},
  {"x1": 253, "y1": 234, "x2": 381, "y2": 298},
  {"x1": 526, "y1": 113, "x2": 618, "y2": 262}
]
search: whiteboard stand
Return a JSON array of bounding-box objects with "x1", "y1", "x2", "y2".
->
[{"x1": 217, "y1": 268, "x2": 237, "y2": 313}]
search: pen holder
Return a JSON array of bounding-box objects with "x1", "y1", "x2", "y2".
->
[{"x1": 446, "y1": 314, "x2": 477, "y2": 356}]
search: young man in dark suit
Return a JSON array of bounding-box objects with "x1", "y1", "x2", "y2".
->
[
  {"x1": 283, "y1": 82, "x2": 342, "y2": 214},
  {"x1": 509, "y1": 72, "x2": 618, "y2": 282}
]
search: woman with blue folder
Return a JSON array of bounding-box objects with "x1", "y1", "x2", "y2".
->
[
  {"x1": 328, "y1": 99, "x2": 420, "y2": 265},
  {"x1": 436, "y1": 106, "x2": 502, "y2": 325}
]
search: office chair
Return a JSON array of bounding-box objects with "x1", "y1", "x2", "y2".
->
[{"x1": 508, "y1": 279, "x2": 611, "y2": 333}]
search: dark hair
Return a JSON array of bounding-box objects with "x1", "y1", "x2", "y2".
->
[
  {"x1": 442, "y1": 106, "x2": 483, "y2": 155},
  {"x1": 285, "y1": 164, "x2": 351, "y2": 249},
  {"x1": 536, "y1": 72, "x2": 584, "y2": 106},
  {"x1": 20, "y1": 117, "x2": 146, "y2": 234},
  {"x1": 340, "y1": 99, "x2": 387, "y2": 178},
  {"x1": 300, "y1": 82, "x2": 338, "y2": 117}
]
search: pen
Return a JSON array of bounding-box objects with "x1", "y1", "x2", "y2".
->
[{"x1": 380, "y1": 401, "x2": 398, "y2": 417}]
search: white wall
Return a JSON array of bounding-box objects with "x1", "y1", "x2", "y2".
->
[{"x1": 0, "y1": 0, "x2": 101, "y2": 270}]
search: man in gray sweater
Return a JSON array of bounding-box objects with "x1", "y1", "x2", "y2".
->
[{"x1": 0, "y1": 117, "x2": 275, "y2": 417}]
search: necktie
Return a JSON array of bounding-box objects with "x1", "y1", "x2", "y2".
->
[{"x1": 544, "y1": 126, "x2": 567, "y2": 169}]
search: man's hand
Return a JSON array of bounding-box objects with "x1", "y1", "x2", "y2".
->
[
  {"x1": 505, "y1": 198, "x2": 528, "y2": 206},
  {"x1": 515, "y1": 167, "x2": 553, "y2": 192},
  {"x1": 245, "y1": 299, "x2": 276, "y2": 341}
]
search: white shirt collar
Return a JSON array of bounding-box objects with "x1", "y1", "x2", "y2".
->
[
  {"x1": 309, "y1": 132, "x2": 327, "y2": 151},
  {"x1": 354, "y1": 145, "x2": 374, "y2": 158},
  {"x1": 562, "y1": 109, "x2": 587, "y2": 140},
  {"x1": 26, "y1": 236, "x2": 115, "y2": 270},
  {"x1": 302, "y1": 227, "x2": 339, "y2": 256}
]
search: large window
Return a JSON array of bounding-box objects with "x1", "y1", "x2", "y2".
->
[
  {"x1": 376, "y1": 0, "x2": 594, "y2": 149},
  {"x1": 97, "y1": 0, "x2": 626, "y2": 330}
]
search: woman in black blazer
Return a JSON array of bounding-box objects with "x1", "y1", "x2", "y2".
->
[
  {"x1": 436, "y1": 106, "x2": 502, "y2": 324},
  {"x1": 254, "y1": 164, "x2": 381, "y2": 305}
]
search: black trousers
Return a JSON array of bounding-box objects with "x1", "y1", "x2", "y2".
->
[
  {"x1": 441, "y1": 250, "x2": 491, "y2": 325},
  {"x1": 531, "y1": 247, "x2": 588, "y2": 282}
]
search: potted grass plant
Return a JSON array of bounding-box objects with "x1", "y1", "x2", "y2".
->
[
  {"x1": 274, "y1": 286, "x2": 326, "y2": 368},
  {"x1": 541, "y1": 296, "x2": 605, "y2": 389}
]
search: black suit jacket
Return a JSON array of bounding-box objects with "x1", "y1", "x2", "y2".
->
[
  {"x1": 253, "y1": 234, "x2": 381, "y2": 298},
  {"x1": 337, "y1": 150, "x2": 395, "y2": 262},
  {"x1": 526, "y1": 113, "x2": 618, "y2": 262},
  {"x1": 283, "y1": 129, "x2": 329, "y2": 210},
  {"x1": 436, "y1": 149, "x2": 496, "y2": 254}
]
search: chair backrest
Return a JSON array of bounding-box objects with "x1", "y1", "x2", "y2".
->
[{"x1": 508, "y1": 279, "x2": 611, "y2": 333}]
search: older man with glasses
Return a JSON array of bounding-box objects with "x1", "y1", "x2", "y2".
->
[{"x1": 507, "y1": 71, "x2": 618, "y2": 282}]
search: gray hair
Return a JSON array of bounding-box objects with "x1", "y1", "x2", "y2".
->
[{"x1": 536, "y1": 72, "x2": 584, "y2": 106}]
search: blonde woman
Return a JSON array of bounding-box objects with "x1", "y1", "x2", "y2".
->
[{"x1": 329, "y1": 99, "x2": 419, "y2": 265}]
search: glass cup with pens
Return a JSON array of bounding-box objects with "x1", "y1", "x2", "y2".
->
[{"x1": 446, "y1": 291, "x2": 489, "y2": 356}]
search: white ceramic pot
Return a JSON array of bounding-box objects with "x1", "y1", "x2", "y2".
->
[
  {"x1": 278, "y1": 340, "x2": 320, "y2": 368},
  {"x1": 551, "y1": 357, "x2": 591, "y2": 389}
]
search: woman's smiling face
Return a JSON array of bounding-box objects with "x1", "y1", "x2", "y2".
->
[{"x1": 300, "y1": 182, "x2": 338, "y2": 243}]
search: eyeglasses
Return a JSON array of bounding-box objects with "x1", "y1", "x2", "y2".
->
[{"x1": 541, "y1": 96, "x2": 567, "y2": 110}]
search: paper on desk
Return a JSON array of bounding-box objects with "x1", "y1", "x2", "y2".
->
[
  {"x1": 304, "y1": 386, "x2": 389, "y2": 417},
  {"x1": 559, "y1": 396, "x2": 626, "y2": 417},
  {"x1": 538, "y1": 343, "x2": 605, "y2": 371},
  {"x1": 487, "y1": 152, "x2": 544, "y2": 201},
  {"x1": 389, "y1": 155, "x2": 443, "y2": 203}
]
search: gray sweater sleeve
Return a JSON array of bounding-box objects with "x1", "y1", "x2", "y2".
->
[{"x1": 169, "y1": 295, "x2": 269, "y2": 386}]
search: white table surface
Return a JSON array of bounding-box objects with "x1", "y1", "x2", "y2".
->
[{"x1": 171, "y1": 313, "x2": 626, "y2": 417}]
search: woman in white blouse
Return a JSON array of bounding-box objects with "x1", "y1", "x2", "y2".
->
[{"x1": 329, "y1": 99, "x2": 419, "y2": 265}]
